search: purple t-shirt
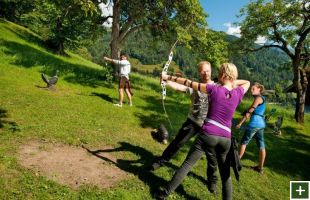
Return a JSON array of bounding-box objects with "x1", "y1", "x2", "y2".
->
[{"x1": 202, "y1": 84, "x2": 245, "y2": 138}]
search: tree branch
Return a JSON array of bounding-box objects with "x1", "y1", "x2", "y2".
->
[
  {"x1": 246, "y1": 44, "x2": 283, "y2": 51},
  {"x1": 272, "y1": 22, "x2": 294, "y2": 58},
  {"x1": 119, "y1": 17, "x2": 135, "y2": 40},
  {"x1": 98, "y1": 15, "x2": 113, "y2": 24},
  {"x1": 301, "y1": 54, "x2": 310, "y2": 61},
  {"x1": 298, "y1": 12, "x2": 309, "y2": 35},
  {"x1": 120, "y1": 24, "x2": 145, "y2": 44},
  {"x1": 246, "y1": 44, "x2": 294, "y2": 59},
  {"x1": 296, "y1": 26, "x2": 310, "y2": 50}
]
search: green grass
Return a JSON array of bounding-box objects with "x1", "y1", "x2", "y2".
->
[{"x1": 0, "y1": 19, "x2": 309, "y2": 200}]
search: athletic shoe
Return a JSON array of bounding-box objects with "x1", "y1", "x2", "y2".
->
[
  {"x1": 251, "y1": 166, "x2": 263, "y2": 174},
  {"x1": 150, "y1": 162, "x2": 162, "y2": 171},
  {"x1": 149, "y1": 157, "x2": 167, "y2": 171},
  {"x1": 154, "y1": 189, "x2": 168, "y2": 200},
  {"x1": 113, "y1": 103, "x2": 122, "y2": 107},
  {"x1": 207, "y1": 180, "x2": 217, "y2": 194}
]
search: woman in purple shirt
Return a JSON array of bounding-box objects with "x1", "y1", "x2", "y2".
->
[{"x1": 155, "y1": 63, "x2": 250, "y2": 200}]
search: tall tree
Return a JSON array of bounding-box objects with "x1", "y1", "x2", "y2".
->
[
  {"x1": 102, "y1": 0, "x2": 208, "y2": 62},
  {"x1": 237, "y1": 0, "x2": 309, "y2": 123}
]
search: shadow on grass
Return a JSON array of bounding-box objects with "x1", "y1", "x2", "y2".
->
[
  {"x1": 83, "y1": 142, "x2": 200, "y2": 200},
  {"x1": 1, "y1": 21, "x2": 45, "y2": 48},
  {"x1": 134, "y1": 95, "x2": 188, "y2": 134},
  {"x1": 34, "y1": 85, "x2": 47, "y2": 89},
  {"x1": 238, "y1": 125, "x2": 310, "y2": 180},
  {"x1": 0, "y1": 39, "x2": 111, "y2": 88},
  {"x1": 89, "y1": 92, "x2": 116, "y2": 103},
  {"x1": 0, "y1": 108, "x2": 20, "y2": 132}
]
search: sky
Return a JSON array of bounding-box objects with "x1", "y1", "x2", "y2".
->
[
  {"x1": 200, "y1": 0, "x2": 267, "y2": 43},
  {"x1": 199, "y1": 0, "x2": 248, "y2": 33}
]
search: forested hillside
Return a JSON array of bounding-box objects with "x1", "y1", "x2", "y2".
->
[{"x1": 88, "y1": 30, "x2": 292, "y2": 90}]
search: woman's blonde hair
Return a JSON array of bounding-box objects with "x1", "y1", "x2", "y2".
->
[
  {"x1": 253, "y1": 82, "x2": 265, "y2": 93},
  {"x1": 197, "y1": 61, "x2": 211, "y2": 72},
  {"x1": 219, "y1": 63, "x2": 238, "y2": 81}
]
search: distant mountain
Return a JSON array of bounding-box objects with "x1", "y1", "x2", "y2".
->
[{"x1": 225, "y1": 34, "x2": 292, "y2": 89}]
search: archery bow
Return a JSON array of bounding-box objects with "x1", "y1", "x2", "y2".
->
[
  {"x1": 160, "y1": 17, "x2": 195, "y2": 130},
  {"x1": 161, "y1": 39, "x2": 179, "y2": 130}
]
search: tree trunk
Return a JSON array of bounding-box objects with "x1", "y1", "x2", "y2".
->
[
  {"x1": 57, "y1": 42, "x2": 65, "y2": 56},
  {"x1": 110, "y1": 39, "x2": 120, "y2": 77},
  {"x1": 56, "y1": 17, "x2": 66, "y2": 56},
  {"x1": 295, "y1": 87, "x2": 306, "y2": 123},
  {"x1": 293, "y1": 60, "x2": 306, "y2": 123},
  {"x1": 110, "y1": 0, "x2": 121, "y2": 77}
]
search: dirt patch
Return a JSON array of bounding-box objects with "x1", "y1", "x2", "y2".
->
[{"x1": 17, "y1": 140, "x2": 128, "y2": 189}]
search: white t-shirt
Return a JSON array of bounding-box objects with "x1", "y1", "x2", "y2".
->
[{"x1": 113, "y1": 59, "x2": 131, "y2": 79}]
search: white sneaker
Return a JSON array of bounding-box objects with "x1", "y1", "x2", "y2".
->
[
  {"x1": 113, "y1": 103, "x2": 122, "y2": 107},
  {"x1": 129, "y1": 102, "x2": 133, "y2": 106}
]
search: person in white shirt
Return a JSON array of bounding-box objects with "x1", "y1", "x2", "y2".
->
[{"x1": 104, "y1": 54, "x2": 133, "y2": 107}]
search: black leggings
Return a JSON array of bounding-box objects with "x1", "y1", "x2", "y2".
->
[
  {"x1": 159, "y1": 118, "x2": 201, "y2": 163},
  {"x1": 164, "y1": 133, "x2": 232, "y2": 200}
]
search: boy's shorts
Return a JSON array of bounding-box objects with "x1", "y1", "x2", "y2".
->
[
  {"x1": 241, "y1": 127, "x2": 265, "y2": 149},
  {"x1": 119, "y1": 76, "x2": 133, "y2": 95}
]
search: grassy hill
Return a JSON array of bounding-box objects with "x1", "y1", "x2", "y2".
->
[
  {"x1": 130, "y1": 57, "x2": 180, "y2": 75},
  {"x1": 0, "y1": 19, "x2": 309, "y2": 200}
]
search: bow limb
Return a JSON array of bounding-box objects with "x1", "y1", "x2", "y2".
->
[
  {"x1": 161, "y1": 39, "x2": 179, "y2": 130},
  {"x1": 161, "y1": 39, "x2": 179, "y2": 99}
]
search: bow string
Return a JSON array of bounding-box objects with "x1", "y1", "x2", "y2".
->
[{"x1": 161, "y1": 39, "x2": 179, "y2": 130}]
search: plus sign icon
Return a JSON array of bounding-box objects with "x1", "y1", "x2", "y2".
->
[{"x1": 290, "y1": 181, "x2": 310, "y2": 200}]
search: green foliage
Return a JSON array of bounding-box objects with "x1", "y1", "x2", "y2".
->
[
  {"x1": 237, "y1": 0, "x2": 309, "y2": 65},
  {"x1": 122, "y1": 30, "x2": 170, "y2": 65},
  {"x1": 272, "y1": 82, "x2": 296, "y2": 105},
  {"x1": 72, "y1": 47, "x2": 93, "y2": 61},
  {"x1": 0, "y1": 0, "x2": 35, "y2": 22},
  {"x1": 239, "y1": 0, "x2": 309, "y2": 48},
  {"x1": 87, "y1": 34, "x2": 111, "y2": 66},
  {"x1": 190, "y1": 30, "x2": 228, "y2": 68},
  {"x1": 108, "y1": 0, "x2": 211, "y2": 60},
  {"x1": 274, "y1": 83, "x2": 285, "y2": 101},
  {"x1": 20, "y1": 0, "x2": 104, "y2": 55},
  {"x1": 144, "y1": 0, "x2": 228, "y2": 68}
]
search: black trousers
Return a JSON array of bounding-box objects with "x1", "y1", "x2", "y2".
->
[
  {"x1": 159, "y1": 118, "x2": 201, "y2": 163},
  {"x1": 164, "y1": 133, "x2": 232, "y2": 200}
]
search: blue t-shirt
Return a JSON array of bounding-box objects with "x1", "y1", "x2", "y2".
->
[{"x1": 247, "y1": 96, "x2": 266, "y2": 128}]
